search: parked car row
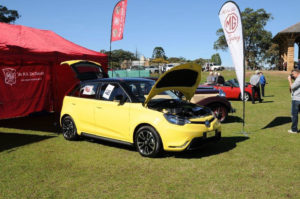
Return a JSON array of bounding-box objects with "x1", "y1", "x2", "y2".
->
[
  {"x1": 145, "y1": 66, "x2": 159, "y2": 73},
  {"x1": 202, "y1": 62, "x2": 225, "y2": 71}
]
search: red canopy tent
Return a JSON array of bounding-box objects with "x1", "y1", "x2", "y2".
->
[{"x1": 0, "y1": 22, "x2": 108, "y2": 119}]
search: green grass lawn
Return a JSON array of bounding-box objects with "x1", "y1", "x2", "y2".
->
[{"x1": 1, "y1": 71, "x2": 300, "y2": 199}]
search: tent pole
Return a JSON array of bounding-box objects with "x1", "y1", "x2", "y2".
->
[
  {"x1": 109, "y1": 3, "x2": 114, "y2": 78},
  {"x1": 109, "y1": 41, "x2": 113, "y2": 77},
  {"x1": 242, "y1": 39, "x2": 247, "y2": 136}
]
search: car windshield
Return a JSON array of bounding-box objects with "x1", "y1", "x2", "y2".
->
[
  {"x1": 124, "y1": 80, "x2": 180, "y2": 103},
  {"x1": 227, "y1": 79, "x2": 239, "y2": 87}
]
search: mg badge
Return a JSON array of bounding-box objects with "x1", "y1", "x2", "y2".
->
[
  {"x1": 2, "y1": 68, "x2": 16, "y2": 86},
  {"x1": 224, "y1": 13, "x2": 238, "y2": 34},
  {"x1": 205, "y1": 120, "x2": 210, "y2": 127}
]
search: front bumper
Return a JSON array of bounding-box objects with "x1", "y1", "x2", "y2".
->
[
  {"x1": 160, "y1": 118, "x2": 222, "y2": 152},
  {"x1": 186, "y1": 131, "x2": 221, "y2": 150}
]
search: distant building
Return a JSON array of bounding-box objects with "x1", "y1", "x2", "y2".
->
[
  {"x1": 131, "y1": 56, "x2": 150, "y2": 68},
  {"x1": 273, "y1": 22, "x2": 300, "y2": 71},
  {"x1": 120, "y1": 60, "x2": 132, "y2": 69}
]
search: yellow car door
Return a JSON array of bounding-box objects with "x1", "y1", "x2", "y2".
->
[
  {"x1": 71, "y1": 82, "x2": 99, "y2": 134},
  {"x1": 93, "y1": 82, "x2": 131, "y2": 142}
]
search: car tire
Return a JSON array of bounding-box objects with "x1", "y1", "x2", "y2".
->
[
  {"x1": 209, "y1": 103, "x2": 228, "y2": 122},
  {"x1": 61, "y1": 116, "x2": 79, "y2": 141},
  {"x1": 240, "y1": 92, "x2": 250, "y2": 101},
  {"x1": 135, "y1": 126, "x2": 162, "y2": 158}
]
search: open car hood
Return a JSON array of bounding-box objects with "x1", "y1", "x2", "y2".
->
[
  {"x1": 61, "y1": 60, "x2": 108, "y2": 81},
  {"x1": 144, "y1": 63, "x2": 202, "y2": 105}
]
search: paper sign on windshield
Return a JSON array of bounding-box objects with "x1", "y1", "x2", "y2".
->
[
  {"x1": 103, "y1": 84, "x2": 115, "y2": 99},
  {"x1": 83, "y1": 85, "x2": 95, "y2": 95}
]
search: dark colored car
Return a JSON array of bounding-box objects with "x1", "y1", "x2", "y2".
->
[
  {"x1": 149, "y1": 77, "x2": 235, "y2": 122},
  {"x1": 191, "y1": 86, "x2": 235, "y2": 122}
]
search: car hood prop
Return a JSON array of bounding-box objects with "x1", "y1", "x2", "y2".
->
[{"x1": 144, "y1": 63, "x2": 202, "y2": 106}]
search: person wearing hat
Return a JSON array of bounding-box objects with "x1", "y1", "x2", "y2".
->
[{"x1": 249, "y1": 70, "x2": 263, "y2": 104}]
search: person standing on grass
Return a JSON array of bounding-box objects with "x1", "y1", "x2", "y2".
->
[
  {"x1": 250, "y1": 70, "x2": 263, "y2": 104},
  {"x1": 288, "y1": 69, "x2": 300, "y2": 134},
  {"x1": 259, "y1": 72, "x2": 267, "y2": 97},
  {"x1": 297, "y1": 59, "x2": 300, "y2": 70},
  {"x1": 206, "y1": 72, "x2": 214, "y2": 84},
  {"x1": 213, "y1": 72, "x2": 218, "y2": 84}
]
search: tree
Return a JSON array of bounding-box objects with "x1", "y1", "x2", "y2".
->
[
  {"x1": 211, "y1": 53, "x2": 222, "y2": 65},
  {"x1": 111, "y1": 49, "x2": 136, "y2": 62},
  {"x1": 150, "y1": 57, "x2": 169, "y2": 66},
  {"x1": 168, "y1": 57, "x2": 186, "y2": 63},
  {"x1": 152, "y1": 47, "x2": 167, "y2": 59},
  {"x1": 0, "y1": 5, "x2": 20, "y2": 23},
  {"x1": 193, "y1": 58, "x2": 210, "y2": 66},
  {"x1": 264, "y1": 43, "x2": 279, "y2": 68},
  {"x1": 101, "y1": 49, "x2": 136, "y2": 68},
  {"x1": 214, "y1": 8, "x2": 273, "y2": 69}
]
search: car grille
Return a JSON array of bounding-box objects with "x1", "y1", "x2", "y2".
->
[{"x1": 190, "y1": 117, "x2": 215, "y2": 124}]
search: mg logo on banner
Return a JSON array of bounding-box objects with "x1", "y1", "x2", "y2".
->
[
  {"x1": 2, "y1": 68, "x2": 16, "y2": 86},
  {"x1": 224, "y1": 13, "x2": 238, "y2": 34}
]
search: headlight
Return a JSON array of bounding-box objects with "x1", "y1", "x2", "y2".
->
[
  {"x1": 164, "y1": 114, "x2": 191, "y2": 125},
  {"x1": 218, "y1": 89, "x2": 226, "y2": 97}
]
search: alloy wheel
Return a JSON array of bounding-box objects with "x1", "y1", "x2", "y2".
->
[
  {"x1": 62, "y1": 116, "x2": 78, "y2": 140},
  {"x1": 136, "y1": 130, "x2": 156, "y2": 156}
]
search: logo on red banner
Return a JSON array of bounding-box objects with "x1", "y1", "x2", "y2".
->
[
  {"x1": 115, "y1": 5, "x2": 121, "y2": 14},
  {"x1": 224, "y1": 13, "x2": 238, "y2": 34},
  {"x1": 2, "y1": 68, "x2": 16, "y2": 86}
]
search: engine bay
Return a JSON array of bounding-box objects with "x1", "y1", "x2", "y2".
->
[{"x1": 147, "y1": 99, "x2": 212, "y2": 118}]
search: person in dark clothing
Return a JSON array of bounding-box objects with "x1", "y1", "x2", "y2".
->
[
  {"x1": 259, "y1": 72, "x2": 266, "y2": 97},
  {"x1": 250, "y1": 70, "x2": 263, "y2": 104},
  {"x1": 216, "y1": 72, "x2": 225, "y2": 85},
  {"x1": 297, "y1": 59, "x2": 300, "y2": 70},
  {"x1": 283, "y1": 61, "x2": 287, "y2": 71}
]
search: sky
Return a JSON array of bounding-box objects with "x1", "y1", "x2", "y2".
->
[{"x1": 2, "y1": 0, "x2": 300, "y2": 67}]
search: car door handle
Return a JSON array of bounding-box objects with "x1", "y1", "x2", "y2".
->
[
  {"x1": 96, "y1": 106, "x2": 102, "y2": 109},
  {"x1": 71, "y1": 103, "x2": 76, "y2": 106}
]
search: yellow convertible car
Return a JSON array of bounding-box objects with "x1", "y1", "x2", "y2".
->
[{"x1": 60, "y1": 61, "x2": 221, "y2": 157}]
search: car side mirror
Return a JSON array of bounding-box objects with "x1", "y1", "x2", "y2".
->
[{"x1": 114, "y1": 95, "x2": 126, "y2": 105}]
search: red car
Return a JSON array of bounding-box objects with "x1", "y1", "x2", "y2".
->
[{"x1": 205, "y1": 79, "x2": 256, "y2": 101}]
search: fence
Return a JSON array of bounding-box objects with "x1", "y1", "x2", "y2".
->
[{"x1": 108, "y1": 70, "x2": 150, "y2": 78}]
